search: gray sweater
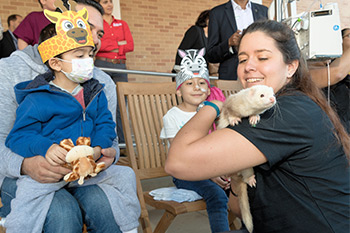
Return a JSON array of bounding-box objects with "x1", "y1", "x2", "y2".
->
[{"x1": 0, "y1": 45, "x2": 119, "y2": 187}]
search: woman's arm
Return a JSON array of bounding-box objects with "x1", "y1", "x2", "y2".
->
[
  {"x1": 18, "y1": 38, "x2": 29, "y2": 50},
  {"x1": 309, "y1": 45, "x2": 350, "y2": 88},
  {"x1": 165, "y1": 100, "x2": 267, "y2": 181},
  {"x1": 117, "y1": 21, "x2": 134, "y2": 55}
]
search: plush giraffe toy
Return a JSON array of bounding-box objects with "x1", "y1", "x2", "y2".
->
[{"x1": 60, "y1": 137, "x2": 105, "y2": 185}]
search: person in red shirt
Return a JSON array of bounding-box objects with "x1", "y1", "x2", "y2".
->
[
  {"x1": 94, "y1": 0, "x2": 134, "y2": 146},
  {"x1": 95, "y1": 0, "x2": 134, "y2": 83}
]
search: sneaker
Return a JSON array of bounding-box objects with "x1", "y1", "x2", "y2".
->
[{"x1": 0, "y1": 217, "x2": 5, "y2": 227}]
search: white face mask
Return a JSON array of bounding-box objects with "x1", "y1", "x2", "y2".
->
[{"x1": 59, "y1": 57, "x2": 94, "y2": 83}]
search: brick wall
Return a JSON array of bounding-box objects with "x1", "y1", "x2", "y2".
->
[
  {"x1": 0, "y1": 0, "x2": 348, "y2": 82},
  {"x1": 0, "y1": 0, "x2": 40, "y2": 29}
]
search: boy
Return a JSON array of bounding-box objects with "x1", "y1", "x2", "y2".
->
[
  {"x1": 160, "y1": 48, "x2": 230, "y2": 233},
  {"x1": 4, "y1": 6, "x2": 139, "y2": 233}
]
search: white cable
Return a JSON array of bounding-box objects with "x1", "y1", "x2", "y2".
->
[{"x1": 326, "y1": 59, "x2": 331, "y2": 104}]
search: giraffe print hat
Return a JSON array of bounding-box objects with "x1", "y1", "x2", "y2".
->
[{"x1": 38, "y1": 0, "x2": 94, "y2": 63}]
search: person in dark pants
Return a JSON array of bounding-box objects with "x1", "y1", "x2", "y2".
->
[{"x1": 94, "y1": 0, "x2": 134, "y2": 146}]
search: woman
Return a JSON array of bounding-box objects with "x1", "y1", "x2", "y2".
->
[
  {"x1": 95, "y1": 0, "x2": 134, "y2": 83},
  {"x1": 165, "y1": 20, "x2": 350, "y2": 233},
  {"x1": 173, "y1": 10, "x2": 217, "y2": 74}
]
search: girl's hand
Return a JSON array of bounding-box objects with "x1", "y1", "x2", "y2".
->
[
  {"x1": 45, "y1": 144, "x2": 68, "y2": 166},
  {"x1": 211, "y1": 176, "x2": 231, "y2": 190}
]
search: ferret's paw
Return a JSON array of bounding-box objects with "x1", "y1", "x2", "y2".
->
[
  {"x1": 249, "y1": 115, "x2": 260, "y2": 126},
  {"x1": 228, "y1": 116, "x2": 241, "y2": 126},
  {"x1": 244, "y1": 175, "x2": 256, "y2": 188}
]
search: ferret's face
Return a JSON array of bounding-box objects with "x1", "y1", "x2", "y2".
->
[
  {"x1": 176, "y1": 78, "x2": 210, "y2": 107},
  {"x1": 237, "y1": 31, "x2": 298, "y2": 93}
]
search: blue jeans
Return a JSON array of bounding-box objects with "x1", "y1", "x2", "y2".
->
[
  {"x1": 219, "y1": 230, "x2": 249, "y2": 233},
  {"x1": 0, "y1": 177, "x2": 121, "y2": 233},
  {"x1": 173, "y1": 178, "x2": 229, "y2": 233}
]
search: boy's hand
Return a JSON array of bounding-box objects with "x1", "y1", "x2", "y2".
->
[
  {"x1": 93, "y1": 146, "x2": 102, "y2": 160},
  {"x1": 45, "y1": 144, "x2": 67, "y2": 166}
]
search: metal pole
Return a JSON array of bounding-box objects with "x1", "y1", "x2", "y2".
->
[
  {"x1": 99, "y1": 67, "x2": 176, "y2": 77},
  {"x1": 98, "y1": 67, "x2": 218, "y2": 79}
]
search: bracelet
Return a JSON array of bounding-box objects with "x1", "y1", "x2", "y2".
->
[
  {"x1": 203, "y1": 101, "x2": 220, "y2": 118},
  {"x1": 230, "y1": 188, "x2": 238, "y2": 197}
]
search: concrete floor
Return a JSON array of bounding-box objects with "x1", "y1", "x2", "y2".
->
[
  {"x1": 144, "y1": 207, "x2": 211, "y2": 233},
  {"x1": 139, "y1": 176, "x2": 212, "y2": 233}
]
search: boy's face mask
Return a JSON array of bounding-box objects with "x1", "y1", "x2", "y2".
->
[{"x1": 60, "y1": 58, "x2": 94, "y2": 83}]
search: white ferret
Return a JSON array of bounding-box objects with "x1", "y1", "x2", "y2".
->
[{"x1": 217, "y1": 84, "x2": 276, "y2": 233}]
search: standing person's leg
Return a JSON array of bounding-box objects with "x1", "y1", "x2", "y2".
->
[
  {"x1": 67, "y1": 184, "x2": 122, "y2": 233},
  {"x1": 174, "y1": 178, "x2": 230, "y2": 233},
  {"x1": 218, "y1": 230, "x2": 249, "y2": 233},
  {"x1": 111, "y1": 63, "x2": 128, "y2": 145},
  {"x1": 94, "y1": 59, "x2": 127, "y2": 144},
  {"x1": 94, "y1": 59, "x2": 128, "y2": 83}
]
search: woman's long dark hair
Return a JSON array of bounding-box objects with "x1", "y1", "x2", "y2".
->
[
  {"x1": 195, "y1": 10, "x2": 210, "y2": 28},
  {"x1": 239, "y1": 20, "x2": 350, "y2": 158}
]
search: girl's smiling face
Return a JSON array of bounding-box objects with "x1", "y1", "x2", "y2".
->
[
  {"x1": 176, "y1": 77, "x2": 210, "y2": 110},
  {"x1": 237, "y1": 31, "x2": 298, "y2": 93}
]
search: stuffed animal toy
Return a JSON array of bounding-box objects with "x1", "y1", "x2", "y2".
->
[{"x1": 59, "y1": 136, "x2": 105, "y2": 185}]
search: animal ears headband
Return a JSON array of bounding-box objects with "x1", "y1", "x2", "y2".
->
[
  {"x1": 175, "y1": 48, "x2": 210, "y2": 90},
  {"x1": 38, "y1": 0, "x2": 94, "y2": 63}
]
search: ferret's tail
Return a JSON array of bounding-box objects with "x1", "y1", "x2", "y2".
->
[{"x1": 238, "y1": 181, "x2": 253, "y2": 233}]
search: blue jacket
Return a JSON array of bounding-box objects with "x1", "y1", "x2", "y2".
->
[{"x1": 6, "y1": 72, "x2": 116, "y2": 158}]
